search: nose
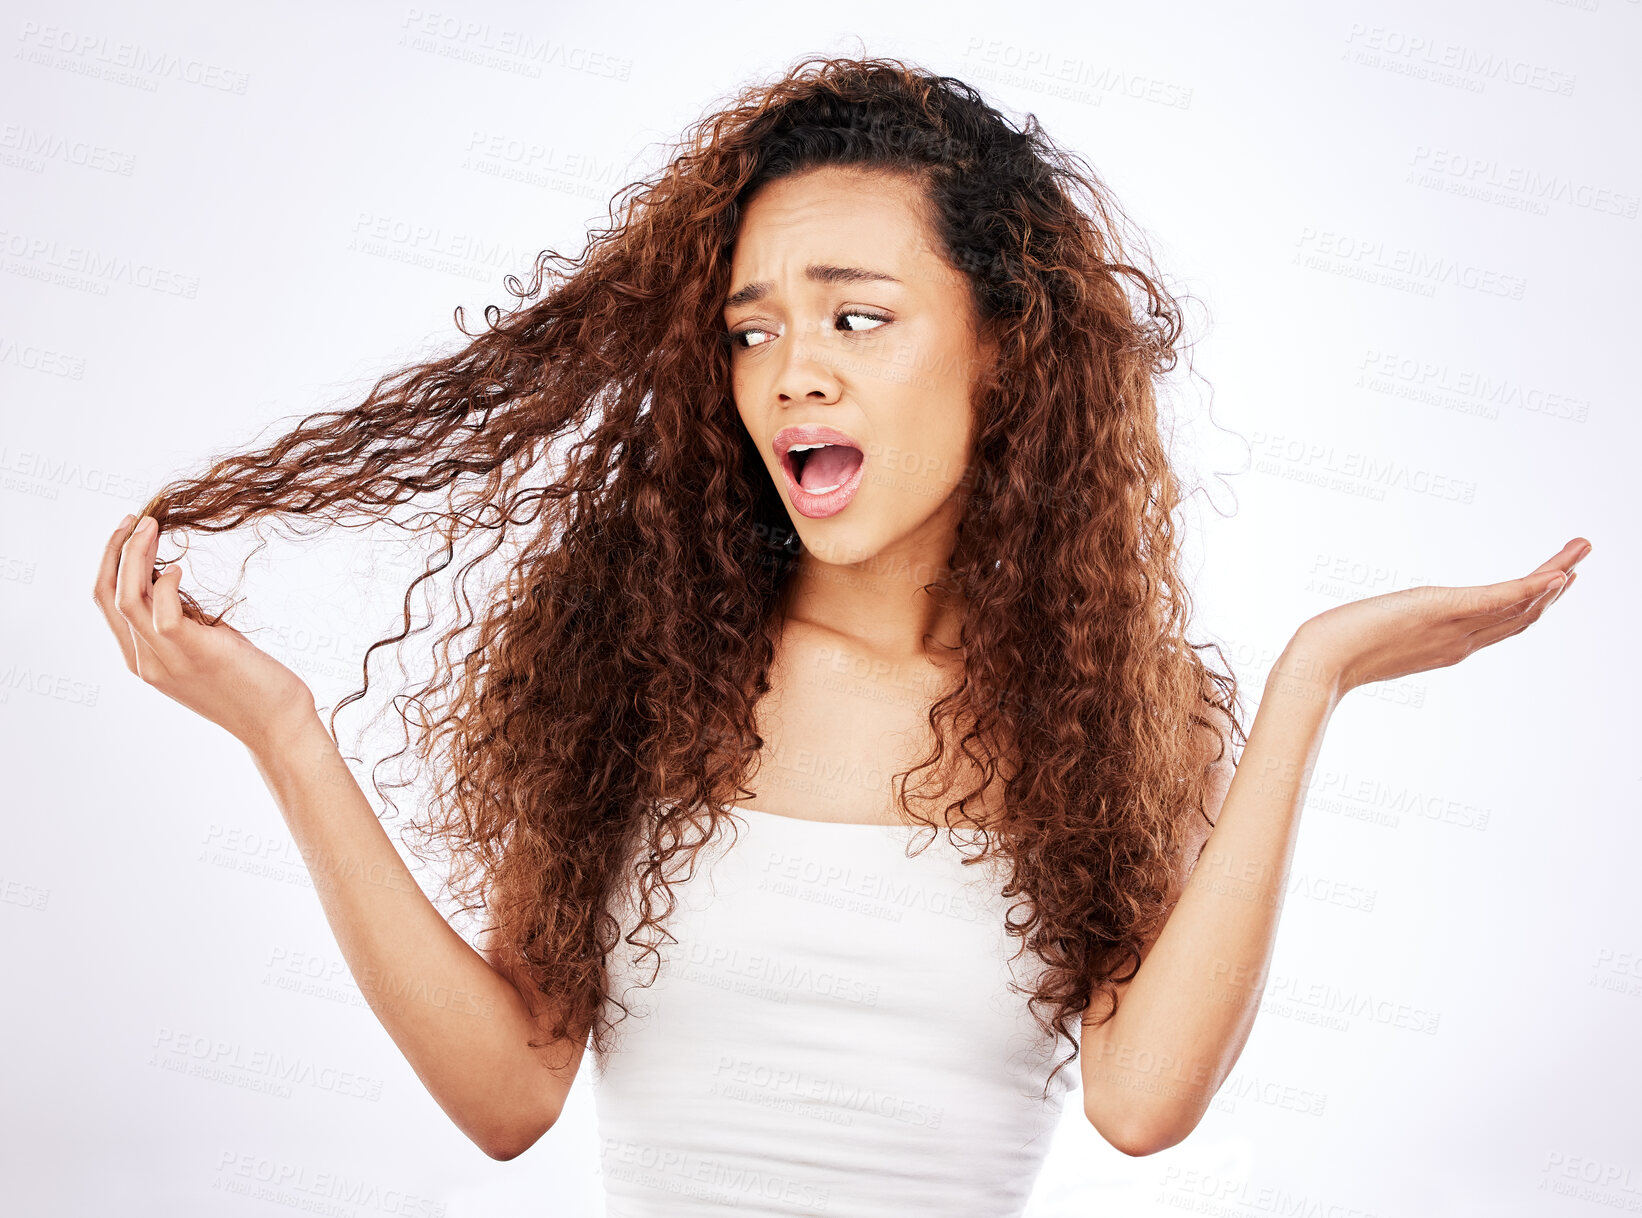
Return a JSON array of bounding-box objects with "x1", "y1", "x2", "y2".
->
[{"x1": 771, "y1": 320, "x2": 843, "y2": 405}]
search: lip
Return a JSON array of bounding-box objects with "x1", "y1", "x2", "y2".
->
[{"x1": 773, "y1": 424, "x2": 867, "y2": 519}]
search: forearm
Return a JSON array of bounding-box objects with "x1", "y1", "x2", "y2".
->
[
  {"x1": 244, "y1": 712, "x2": 570, "y2": 1157},
  {"x1": 1083, "y1": 635, "x2": 1345, "y2": 1150}
]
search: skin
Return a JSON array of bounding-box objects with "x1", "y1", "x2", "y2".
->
[
  {"x1": 717, "y1": 164, "x2": 1007, "y2": 824},
  {"x1": 715, "y1": 165, "x2": 1598, "y2": 1144},
  {"x1": 91, "y1": 159, "x2": 1595, "y2": 1154},
  {"x1": 1079, "y1": 538, "x2": 1591, "y2": 1154},
  {"x1": 724, "y1": 164, "x2": 997, "y2": 670}
]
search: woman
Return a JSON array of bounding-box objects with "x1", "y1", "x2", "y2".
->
[{"x1": 90, "y1": 55, "x2": 1587, "y2": 1215}]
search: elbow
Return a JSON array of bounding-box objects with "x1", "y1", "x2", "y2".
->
[
  {"x1": 481, "y1": 1128, "x2": 542, "y2": 1162},
  {"x1": 483, "y1": 1134, "x2": 528, "y2": 1163},
  {"x1": 1103, "y1": 1125, "x2": 1168, "y2": 1160},
  {"x1": 1118, "y1": 1125, "x2": 1191, "y2": 1158},
  {"x1": 479, "y1": 1113, "x2": 557, "y2": 1162},
  {"x1": 1085, "y1": 1102, "x2": 1194, "y2": 1159}
]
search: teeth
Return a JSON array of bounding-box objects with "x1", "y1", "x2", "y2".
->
[{"x1": 785, "y1": 440, "x2": 849, "y2": 495}]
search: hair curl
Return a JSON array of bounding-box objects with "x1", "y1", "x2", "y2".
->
[{"x1": 135, "y1": 53, "x2": 1247, "y2": 1100}]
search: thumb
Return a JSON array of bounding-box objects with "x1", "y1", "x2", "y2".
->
[{"x1": 151, "y1": 565, "x2": 187, "y2": 634}]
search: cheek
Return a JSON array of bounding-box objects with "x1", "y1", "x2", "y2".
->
[
  {"x1": 922, "y1": 379, "x2": 975, "y2": 489},
  {"x1": 729, "y1": 374, "x2": 755, "y2": 433},
  {"x1": 880, "y1": 400, "x2": 970, "y2": 497}
]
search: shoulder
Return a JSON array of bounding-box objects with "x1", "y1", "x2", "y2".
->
[
  {"x1": 1190, "y1": 694, "x2": 1237, "y2": 772},
  {"x1": 1174, "y1": 700, "x2": 1236, "y2": 884}
]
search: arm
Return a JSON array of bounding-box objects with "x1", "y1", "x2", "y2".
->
[
  {"x1": 1082, "y1": 542, "x2": 1586, "y2": 1155},
  {"x1": 95, "y1": 513, "x2": 587, "y2": 1160},
  {"x1": 1080, "y1": 637, "x2": 1339, "y2": 1155},
  {"x1": 248, "y1": 713, "x2": 586, "y2": 1160}
]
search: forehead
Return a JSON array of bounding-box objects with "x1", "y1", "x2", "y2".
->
[{"x1": 726, "y1": 166, "x2": 947, "y2": 287}]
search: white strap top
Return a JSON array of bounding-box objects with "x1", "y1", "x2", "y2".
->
[{"x1": 591, "y1": 804, "x2": 1079, "y2": 1217}]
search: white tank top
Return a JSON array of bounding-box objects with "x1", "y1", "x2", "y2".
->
[{"x1": 590, "y1": 803, "x2": 1079, "y2": 1217}]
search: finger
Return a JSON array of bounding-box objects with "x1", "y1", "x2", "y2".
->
[
  {"x1": 94, "y1": 514, "x2": 136, "y2": 599},
  {"x1": 1523, "y1": 547, "x2": 1570, "y2": 579},
  {"x1": 1464, "y1": 574, "x2": 1565, "y2": 649},
  {"x1": 1459, "y1": 569, "x2": 1568, "y2": 630},
  {"x1": 1525, "y1": 537, "x2": 1592, "y2": 579},
  {"x1": 151, "y1": 564, "x2": 187, "y2": 635},
  {"x1": 1514, "y1": 539, "x2": 1592, "y2": 607},
  {"x1": 94, "y1": 515, "x2": 139, "y2": 662},
  {"x1": 113, "y1": 515, "x2": 157, "y2": 626},
  {"x1": 1465, "y1": 617, "x2": 1533, "y2": 652},
  {"x1": 1549, "y1": 569, "x2": 1578, "y2": 605},
  {"x1": 113, "y1": 517, "x2": 177, "y2": 677},
  {"x1": 1446, "y1": 539, "x2": 1591, "y2": 626}
]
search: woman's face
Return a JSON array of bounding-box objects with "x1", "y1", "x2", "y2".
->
[{"x1": 723, "y1": 165, "x2": 996, "y2": 574}]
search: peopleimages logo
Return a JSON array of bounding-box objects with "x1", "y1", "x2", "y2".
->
[
  {"x1": 0, "y1": 124, "x2": 136, "y2": 175},
  {"x1": 1343, "y1": 23, "x2": 1576, "y2": 96},
  {"x1": 213, "y1": 1151, "x2": 447, "y2": 1218},
  {"x1": 0, "y1": 228, "x2": 201, "y2": 298},
  {"x1": 1293, "y1": 227, "x2": 1528, "y2": 300},
  {"x1": 396, "y1": 9, "x2": 633, "y2": 81},
  {"x1": 149, "y1": 1026, "x2": 387, "y2": 1101},
  {"x1": 1409, "y1": 147, "x2": 1639, "y2": 219},
  {"x1": 1248, "y1": 430, "x2": 1478, "y2": 505},
  {"x1": 15, "y1": 22, "x2": 251, "y2": 93}
]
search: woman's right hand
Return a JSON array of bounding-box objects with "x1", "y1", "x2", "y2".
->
[{"x1": 93, "y1": 513, "x2": 320, "y2": 755}]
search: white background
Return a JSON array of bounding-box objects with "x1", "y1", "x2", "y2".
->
[{"x1": 2, "y1": 0, "x2": 1636, "y2": 1214}]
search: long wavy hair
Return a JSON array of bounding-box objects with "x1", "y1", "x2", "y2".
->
[{"x1": 135, "y1": 54, "x2": 1246, "y2": 1098}]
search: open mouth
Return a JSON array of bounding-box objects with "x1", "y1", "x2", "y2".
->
[
  {"x1": 773, "y1": 426, "x2": 868, "y2": 518},
  {"x1": 786, "y1": 442, "x2": 865, "y2": 494}
]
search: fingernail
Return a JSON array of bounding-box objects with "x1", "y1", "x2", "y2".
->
[
  {"x1": 135, "y1": 515, "x2": 154, "y2": 533},
  {"x1": 117, "y1": 514, "x2": 134, "y2": 530}
]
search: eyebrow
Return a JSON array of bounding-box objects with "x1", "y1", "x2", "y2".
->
[{"x1": 723, "y1": 264, "x2": 904, "y2": 311}]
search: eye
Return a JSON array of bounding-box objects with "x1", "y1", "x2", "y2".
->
[
  {"x1": 726, "y1": 309, "x2": 890, "y2": 351},
  {"x1": 727, "y1": 324, "x2": 776, "y2": 350},
  {"x1": 836, "y1": 309, "x2": 890, "y2": 334}
]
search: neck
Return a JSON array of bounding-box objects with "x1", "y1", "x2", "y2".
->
[{"x1": 779, "y1": 545, "x2": 967, "y2": 665}]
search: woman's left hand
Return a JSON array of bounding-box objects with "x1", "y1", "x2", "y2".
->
[{"x1": 1290, "y1": 537, "x2": 1592, "y2": 696}]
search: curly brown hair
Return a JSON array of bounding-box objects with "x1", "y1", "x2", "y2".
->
[{"x1": 134, "y1": 53, "x2": 1246, "y2": 1100}]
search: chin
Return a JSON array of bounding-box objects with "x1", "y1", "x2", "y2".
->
[{"x1": 789, "y1": 523, "x2": 882, "y2": 570}]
